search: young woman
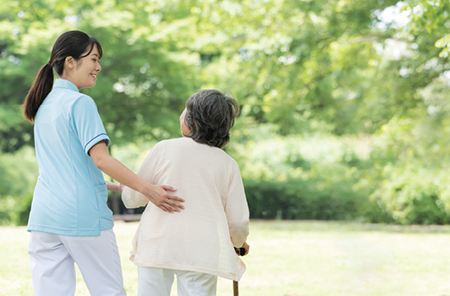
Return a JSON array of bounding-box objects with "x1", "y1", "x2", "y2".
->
[
  {"x1": 23, "y1": 30, "x2": 184, "y2": 296},
  {"x1": 122, "y1": 90, "x2": 250, "y2": 296}
]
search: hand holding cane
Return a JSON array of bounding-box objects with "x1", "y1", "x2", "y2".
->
[{"x1": 233, "y1": 243, "x2": 249, "y2": 296}]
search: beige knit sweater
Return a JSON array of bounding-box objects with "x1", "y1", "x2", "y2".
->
[{"x1": 122, "y1": 137, "x2": 250, "y2": 281}]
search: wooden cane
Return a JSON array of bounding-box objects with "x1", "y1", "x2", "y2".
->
[
  {"x1": 234, "y1": 247, "x2": 246, "y2": 296},
  {"x1": 233, "y1": 280, "x2": 239, "y2": 296}
]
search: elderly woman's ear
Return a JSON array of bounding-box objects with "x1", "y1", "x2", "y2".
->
[{"x1": 179, "y1": 108, "x2": 192, "y2": 137}]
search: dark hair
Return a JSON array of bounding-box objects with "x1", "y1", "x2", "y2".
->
[
  {"x1": 184, "y1": 89, "x2": 239, "y2": 148},
  {"x1": 23, "y1": 30, "x2": 103, "y2": 123}
]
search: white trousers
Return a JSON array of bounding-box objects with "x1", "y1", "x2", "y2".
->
[
  {"x1": 137, "y1": 267, "x2": 217, "y2": 296},
  {"x1": 28, "y1": 230, "x2": 127, "y2": 296}
]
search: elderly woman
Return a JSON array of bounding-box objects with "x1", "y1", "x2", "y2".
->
[{"x1": 122, "y1": 89, "x2": 250, "y2": 296}]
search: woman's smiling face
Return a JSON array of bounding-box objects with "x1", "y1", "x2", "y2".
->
[{"x1": 64, "y1": 44, "x2": 101, "y2": 90}]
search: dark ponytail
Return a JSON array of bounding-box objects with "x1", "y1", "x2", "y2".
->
[
  {"x1": 23, "y1": 30, "x2": 103, "y2": 123},
  {"x1": 23, "y1": 63, "x2": 54, "y2": 122}
]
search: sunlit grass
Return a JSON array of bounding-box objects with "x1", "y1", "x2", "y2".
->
[{"x1": 2, "y1": 220, "x2": 450, "y2": 295}]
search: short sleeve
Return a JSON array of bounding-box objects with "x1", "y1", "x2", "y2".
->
[{"x1": 71, "y1": 95, "x2": 110, "y2": 155}]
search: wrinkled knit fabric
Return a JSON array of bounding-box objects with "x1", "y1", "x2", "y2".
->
[{"x1": 122, "y1": 137, "x2": 250, "y2": 281}]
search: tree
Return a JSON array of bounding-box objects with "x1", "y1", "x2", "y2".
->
[
  {"x1": 405, "y1": 0, "x2": 450, "y2": 58},
  {"x1": 0, "y1": 0, "x2": 200, "y2": 153},
  {"x1": 180, "y1": 0, "x2": 412, "y2": 135}
]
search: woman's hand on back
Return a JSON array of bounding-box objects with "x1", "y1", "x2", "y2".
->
[
  {"x1": 90, "y1": 141, "x2": 185, "y2": 213},
  {"x1": 144, "y1": 184, "x2": 185, "y2": 213}
]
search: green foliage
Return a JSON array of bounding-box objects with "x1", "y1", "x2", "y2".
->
[
  {"x1": 226, "y1": 122, "x2": 390, "y2": 222},
  {"x1": 15, "y1": 194, "x2": 33, "y2": 226},
  {"x1": 0, "y1": 0, "x2": 201, "y2": 149},
  {"x1": 2, "y1": 0, "x2": 450, "y2": 225},
  {"x1": 405, "y1": 0, "x2": 450, "y2": 57},
  {"x1": 190, "y1": 0, "x2": 407, "y2": 135},
  {"x1": 0, "y1": 148, "x2": 38, "y2": 225},
  {"x1": 1, "y1": 0, "x2": 427, "y2": 144},
  {"x1": 244, "y1": 178, "x2": 362, "y2": 220},
  {"x1": 370, "y1": 165, "x2": 450, "y2": 225}
]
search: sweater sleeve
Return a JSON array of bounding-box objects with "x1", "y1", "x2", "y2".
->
[
  {"x1": 226, "y1": 161, "x2": 250, "y2": 248},
  {"x1": 122, "y1": 144, "x2": 161, "y2": 209}
]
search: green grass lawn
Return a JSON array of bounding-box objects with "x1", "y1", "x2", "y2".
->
[{"x1": 2, "y1": 220, "x2": 450, "y2": 295}]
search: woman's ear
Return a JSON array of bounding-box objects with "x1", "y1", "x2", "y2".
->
[{"x1": 64, "y1": 56, "x2": 75, "y2": 70}]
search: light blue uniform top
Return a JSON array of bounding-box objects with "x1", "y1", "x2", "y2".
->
[{"x1": 27, "y1": 79, "x2": 113, "y2": 236}]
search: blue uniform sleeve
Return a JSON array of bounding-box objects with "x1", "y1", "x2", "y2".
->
[{"x1": 71, "y1": 95, "x2": 110, "y2": 155}]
